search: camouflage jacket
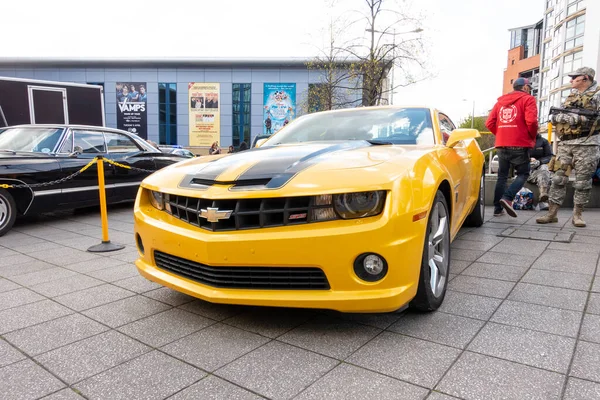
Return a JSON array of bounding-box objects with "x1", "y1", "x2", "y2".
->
[{"x1": 558, "y1": 81, "x2": 600, "y2": 146}]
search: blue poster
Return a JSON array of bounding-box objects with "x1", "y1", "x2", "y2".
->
[{"x1": 263, "y1": 83, "x2": 296, "y2": 135}]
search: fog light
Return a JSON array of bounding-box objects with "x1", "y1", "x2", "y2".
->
[
  {"x1": 354, "y1": 253, "x2": 388, "y2": 282},
  {"x1": 135, "y1": 233, "x2": 145, "y2": 255},
  {"x1": 364, "y1": 255, "x2": 384, "y2": 275}
]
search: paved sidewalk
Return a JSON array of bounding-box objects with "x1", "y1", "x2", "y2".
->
[{"x1": 1, "y1": 204, "x2": 599, "y2": 400}]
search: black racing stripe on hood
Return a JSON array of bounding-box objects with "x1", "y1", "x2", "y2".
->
[
  {"x1": 189, "y1": 155, "x2": 244, "y2": 182},
  {"x1": 237, "y1": 141, "x2": 372, "y2": 182}
]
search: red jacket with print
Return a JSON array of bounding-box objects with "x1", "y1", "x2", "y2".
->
[{"x1": 485, "y1": 90, "x2": 538, "y2": 148}]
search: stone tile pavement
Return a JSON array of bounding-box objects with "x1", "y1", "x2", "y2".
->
[{"x1": 1, "y1": 204, "x2": 600, "y2": 399}]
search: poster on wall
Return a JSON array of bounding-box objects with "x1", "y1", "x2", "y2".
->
[
  {"x1": 263, "y1": 83, "x2": 296, "y2": 135},
  {"x1": 188, "y1": 82, "x2": 220, "y2": 147},
  {"x1": 116, "y1": 82, "x2": 147, "y2": 139}
]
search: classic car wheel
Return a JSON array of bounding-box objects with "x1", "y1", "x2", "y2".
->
[
  {"x1": 0, "y1": 189, "x2": 17, "y2": 237},
  {"x1": 411, "y1": 191, "x2": 450, "y2": 311},
  {"x1": 464, "y1": 170, "x2": 485, "y2": 227}
]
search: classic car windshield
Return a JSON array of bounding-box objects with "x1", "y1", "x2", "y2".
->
[
  {"x1": 266, "y1": 108, "x2": 435, "y2": 145},
  {"x1": 0, "y1": 127, "x2": 64, "y2": 152}
]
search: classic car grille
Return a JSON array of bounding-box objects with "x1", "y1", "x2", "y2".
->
[
  {"x1": 154, "y1": 251, "x2": 330, "y2": 290},
  {"x1": 165, "y1": 194, "x2": 335, "y2": 231}
]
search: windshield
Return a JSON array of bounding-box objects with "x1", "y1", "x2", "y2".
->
[
  {"x1": 0, "y1": 127, "x2": 64, "y2": 152},
  {"x1": 265, "y1": 107, "x2": 435, "y2": 146}
]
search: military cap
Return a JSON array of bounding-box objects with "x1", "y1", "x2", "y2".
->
[{"x1": 568, "y1": 67, "x2": 595, "y2": 80}]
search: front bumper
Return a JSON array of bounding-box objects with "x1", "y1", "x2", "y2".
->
[{"x1": 133, "y1": 194, "x2": 427, "y2": 313}]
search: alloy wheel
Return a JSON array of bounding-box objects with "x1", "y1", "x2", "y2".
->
[
  {"x1": 0, "y1": 196, "x2": 7, "y2": 227},
  {"x1": 428, "y1": 201, "x2": 449, "y2": 297}
]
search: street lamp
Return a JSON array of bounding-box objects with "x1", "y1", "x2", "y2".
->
[
  {"x1": 462, "y1": 99, "x2": 475, "y2": 129},
  {"x1": 364, "y1": 27, "x2": 423, "y2": 105}
]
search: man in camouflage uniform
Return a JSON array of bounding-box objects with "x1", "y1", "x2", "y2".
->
[{"x1": 537, "y1": 67, "x2": 600, "y2": 227}]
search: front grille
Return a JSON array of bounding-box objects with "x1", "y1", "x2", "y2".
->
[
  {"x1": 154, "y1": 251, "x2": 330, "y2": 290},
  {"x1": 164, "y1": 194, "x2": 335, "y2": 231}
]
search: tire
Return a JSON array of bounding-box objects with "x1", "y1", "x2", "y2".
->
[
  {"x1": 0, "y1": 189, "x2": 17, "y2": 237},
  {"x1": 464, "y1": 169, "x2": 485, "y2": 227},
  {"x1": 410, "y1": 190, "x2": 450, "y2": 311}
]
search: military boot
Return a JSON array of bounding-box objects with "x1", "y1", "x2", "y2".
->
[
  {"x1": 573, "y1": 204, "x2": 586, "y2": 227},
  {"x1": 539, "y1": 186, "x2": 549, "y2": 203},
  {"x1": 536, "y1": 202, "x2": 560, "y2": 224}
]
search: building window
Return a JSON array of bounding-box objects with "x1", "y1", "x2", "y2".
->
[
  {"x1": 554, "y1": 10, "x2": 564, "y2": 25},
  {"x1": 232, "y1": 83, "x2": 251, "y2": 147},
  {"x1": 159, "y1": 83, "x2": 177, "y2": 145},
  {"x1": 561, "y1": 88, "x2": 572, "y2": 103},
  {"x1": 545, "y1": 11, "x2": 554, "y2": 37},
  {"x1": 541, "y1": 72, "x2": 549, "y2": 97},
  {"x1": 567, "y1": 0, "x2": 585, "y2": 16},
  {"x1": 563, "y1": 50, "x2": 583, "y2": 75},
  {"x1": 542, "y1": 42, "x2": 552, "y2": 67},
  {"x1": 564, "y1": 15, "x2": 585, "y2": 51}
]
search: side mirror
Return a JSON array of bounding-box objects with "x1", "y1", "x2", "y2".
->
[
  {"x1": 69, "y1": 146, "x2": 83, "y2": 157},
  {"x1": 446, "y1": 128, "x2": 480, "y2": 148},
  {"x1": 254, "y1": 138, "x2": 268, "y2": 148}
]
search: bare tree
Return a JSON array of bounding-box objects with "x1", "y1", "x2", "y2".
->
[
  {"x1": 306, "y1": 0, "x2": 427, "y2": 110},
  {"x1": 302, "y1": 13, "x2": 363, "y2": 112}
]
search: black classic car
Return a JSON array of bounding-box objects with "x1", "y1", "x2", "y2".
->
[{"x1": 0, "y1": 124, "x2": 189, "y2": 236}]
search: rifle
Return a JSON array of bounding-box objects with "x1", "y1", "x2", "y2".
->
[{"x1": 549, "y1": 106, "x2": 599, "y2": 119}]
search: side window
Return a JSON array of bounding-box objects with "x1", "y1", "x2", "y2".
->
[
  {"x1": 73, "y1": 130, "x2": 107, "y2": 154},
  {"x1": 438, "y1": 113, "x2": 456, "y2": 145},
  {"x1": 104, "y1": 132, "x2": 142, "y2": 153},
  {"x1": 58, "y1": 131, "x2": 73, "y2": 153}
]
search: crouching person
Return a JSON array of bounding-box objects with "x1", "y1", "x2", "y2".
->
[{"x1": 528, "y1": 133, "x2": 553, "y2": 207}]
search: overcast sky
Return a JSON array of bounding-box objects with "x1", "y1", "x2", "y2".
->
[{"x1": 3, "y1": 0, "x2": 544, "y2": 124}]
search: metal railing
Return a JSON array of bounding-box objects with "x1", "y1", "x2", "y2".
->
[{"x1": 482, "y1": 146, "x2": 496, "y2": 175}]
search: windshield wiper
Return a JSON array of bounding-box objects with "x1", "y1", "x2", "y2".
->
[
  {"x1": 0, "y1": 149, "x2": 16, "y2": 154},
  {"x1": 367, "y1": 140, "x2": 393, "y2": 145}
]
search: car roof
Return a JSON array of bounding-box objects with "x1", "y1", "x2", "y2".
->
[{"x1": 5, "y1": 124, "x2": 138, "y2": 136}]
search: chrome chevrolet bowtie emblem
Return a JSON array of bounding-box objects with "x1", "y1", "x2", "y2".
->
[{"x1": 199, "y1": 207, "x2": 233, "y2": 222}]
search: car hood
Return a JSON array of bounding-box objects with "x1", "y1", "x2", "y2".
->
[{"x1": 145, "y1": 141, "x2": 432, "y2": 194}]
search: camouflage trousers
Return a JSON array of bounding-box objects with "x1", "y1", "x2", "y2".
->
[
  {"x1": 528, "y1": 164, "x2": 552, "y2": 190},
  {"x1": 548, "y1": 143, "x2": 600, "y2": 207}
]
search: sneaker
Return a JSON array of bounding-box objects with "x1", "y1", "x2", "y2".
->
[
  {"x1": 493, "y1": 209, "x2": 505, "y2": 216},
  {"x1": 499, "y1": 198, "x2": 518, "y2": 218}
]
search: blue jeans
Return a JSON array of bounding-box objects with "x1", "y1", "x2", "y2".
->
[{"x1": 494, "y1": 147, "x2": 531, "y2": 211}]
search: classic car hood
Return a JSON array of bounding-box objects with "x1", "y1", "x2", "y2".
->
[{"x1": 146, "y1": 141, "x2": 431, "y2": 193}]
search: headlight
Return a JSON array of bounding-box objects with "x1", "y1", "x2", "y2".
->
[
  {"x1": 333, "y1": 191, "x2": 386, "y2": 219},
  {"x1": 148, "y1": 190, "x2": 164, "y2": 210}
]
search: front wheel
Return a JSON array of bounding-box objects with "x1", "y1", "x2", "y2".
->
[
  {"x1": 0, "y1": 189, "x2": 17, "y2": 237},
  {"x1": 410, "y1": 191, "x2": 450, "y2": 311}
]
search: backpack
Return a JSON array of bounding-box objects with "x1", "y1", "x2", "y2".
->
[{"x1": 513, "y1": 188, "x2": 534, "y2": 210}]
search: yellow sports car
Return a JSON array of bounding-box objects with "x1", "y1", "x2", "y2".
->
[{"x1": 133, "y1": 106, "x2": 485, "y2": 313}]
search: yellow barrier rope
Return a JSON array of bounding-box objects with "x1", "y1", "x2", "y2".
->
[{"x1": 103, "y1": 158, "x2": 132, "y2": 170}]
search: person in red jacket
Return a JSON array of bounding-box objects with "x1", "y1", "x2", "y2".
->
[{"x1": 486, "y1": 77, "x2": 539, "y2": 217}]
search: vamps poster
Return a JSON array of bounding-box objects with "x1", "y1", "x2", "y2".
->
[
  {"x1": 189, "y1": 82, "x2": 220, "y2": 147},
  {"x1": 263, "y1": 83, "x2": 296, "y2": 135},
  {"x1": 116, "y1": 82, "x2": 147, "y2": 139}
]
